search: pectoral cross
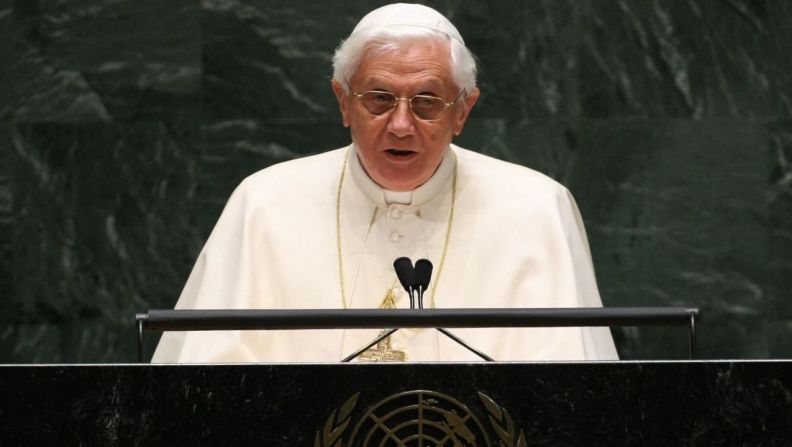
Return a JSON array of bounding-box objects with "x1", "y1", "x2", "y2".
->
[{"x1": 358, "y1": 284, "x2": 407, "y2": 362}]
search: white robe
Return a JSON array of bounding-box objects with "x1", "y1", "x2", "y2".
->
[{"x1": 152, "y1": 144, "x2": 618, "y2": 362}]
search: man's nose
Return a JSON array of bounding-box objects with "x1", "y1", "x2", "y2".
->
[{"x1": 386, "y1": 98, "x2": 416, "y2": 137}]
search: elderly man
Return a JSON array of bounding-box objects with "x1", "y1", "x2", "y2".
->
[{"x1": 153, "y1": 4, "x2": 618, "y2": 362}]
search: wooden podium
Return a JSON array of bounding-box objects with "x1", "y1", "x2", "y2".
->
[{"x1": 2, "y1": 361, "x2": 791, "y2": 445}]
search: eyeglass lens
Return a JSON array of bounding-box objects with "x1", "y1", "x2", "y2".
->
[{"x1": 359, "y1": 91, "x2": 449, "y2": 120}]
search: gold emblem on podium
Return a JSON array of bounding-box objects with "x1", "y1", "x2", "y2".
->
[{"x1": 314, "y1": 390, "x2": 526, "y2": 446}]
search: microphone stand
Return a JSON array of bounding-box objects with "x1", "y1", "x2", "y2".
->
[
  {"x1": 416, "y1": 281, "x2": 494, "y2": 362},
  {"x1": 435, "y1": 328, "x2": 494, "y2": 361}
]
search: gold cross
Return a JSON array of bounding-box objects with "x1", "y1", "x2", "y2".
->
[
  {"x1": 358, "y1": 284, "x2": 407, "y2": 362},
  {"x1": 358, "y1": 331, "x2": 407, "y2": 362}
]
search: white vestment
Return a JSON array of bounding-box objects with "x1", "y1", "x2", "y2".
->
[{"x1": 152, "y1": 145, "x2": 618, "y2": 362}]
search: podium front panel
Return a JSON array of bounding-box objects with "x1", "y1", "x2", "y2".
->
[{"x1": 1, "y1": 361, "x2": 791, "y2": 445}]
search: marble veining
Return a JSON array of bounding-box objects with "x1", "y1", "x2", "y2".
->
[{"x1": 0, "y1": 1, "x2": 791, "y2": 362}]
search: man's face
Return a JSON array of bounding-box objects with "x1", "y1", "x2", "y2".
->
[{"x1": 333, "y1": 39, "x2": 479, "y2": 191}]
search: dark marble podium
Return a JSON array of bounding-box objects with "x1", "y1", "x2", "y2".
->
[{"x1": 1, "y1": 361, "x2": 791, "y2": 445}]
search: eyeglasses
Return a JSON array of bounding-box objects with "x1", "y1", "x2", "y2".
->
[{"x1": 351, "y1": 90, "x2": 462, "y2": 121}]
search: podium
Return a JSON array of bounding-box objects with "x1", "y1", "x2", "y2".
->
[{"x1": 2, "y1": 361, "x2": 792, "y2": 444}]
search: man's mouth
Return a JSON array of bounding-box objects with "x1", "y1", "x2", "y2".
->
[{"x1": 384, "y1": 149, "x2": 417, "y2": 159}]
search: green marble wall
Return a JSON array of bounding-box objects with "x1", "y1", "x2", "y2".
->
[{"x1": 2, "y1": 0, "x2": 790, "y2": 362}]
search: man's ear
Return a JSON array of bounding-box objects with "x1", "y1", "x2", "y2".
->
[
  {"x1": 452, "y1": 87, "x2": 480, "y2": 136},
  {"x1": 332, "y1": 79, "x2": 351, "y2": 128}
]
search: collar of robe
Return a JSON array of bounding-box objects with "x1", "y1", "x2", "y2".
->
[{"x1": 349, "y1": 144, "x2": 456, "y2": 207}]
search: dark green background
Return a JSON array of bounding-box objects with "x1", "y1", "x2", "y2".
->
[{"x1": 2, "y1": 0, "x2": 790, "y2": 362}]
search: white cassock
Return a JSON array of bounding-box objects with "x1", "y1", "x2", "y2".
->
[{"x1": 152, "y1": 144, "x2": 618, "y2": 362}]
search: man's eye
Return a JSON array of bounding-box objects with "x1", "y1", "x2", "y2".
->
[
  {"x1": 412, "y1": 96, "x2": 439, "y2": 108},
  {"x1": 370, "y1": 92, "x2": 393, "y2": 103}
]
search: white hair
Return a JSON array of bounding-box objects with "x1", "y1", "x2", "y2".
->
[{"x1": 332, "y1": 26, "x2": 478, "y2": 96}]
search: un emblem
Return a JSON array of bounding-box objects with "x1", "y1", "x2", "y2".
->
[{"x1": 315, "y1": 390, "x2": 526, "y2": 447}]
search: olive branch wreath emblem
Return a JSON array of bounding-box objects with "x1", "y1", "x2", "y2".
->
[
  {"x1": 314, "y1": 393, "x2": 360, "y2": 447},
  {"x1": 478, "y1": 392, "x2": 527, "y2": 447},
  {"x1": 314, "y1": 391, "x2": 526, "y2": 447}
]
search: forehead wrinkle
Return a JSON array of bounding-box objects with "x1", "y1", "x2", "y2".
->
[
  {"x1": 354, "y1": 61, "x2": 453, "y2": 94},
  {"x1": 367, "y1": 55, "x2": 449, "y2": 78},
  {"x1": 359, "y1": 71, "x2": 449, "y2": 93},
  {"x1": 352, "y1": 40, "x2": 455, "y2": 94}
]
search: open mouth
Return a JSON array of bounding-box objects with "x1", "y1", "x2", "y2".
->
[{"x1": 384, "y1": 149, "x2": 417, "y2": 159}]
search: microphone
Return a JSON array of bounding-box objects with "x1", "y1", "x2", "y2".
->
[
  {"x1": 393, "y1": 257, "x2": 416, "y2": 309},
  {"x1": 383, "y1": 257, "x2": 493, "y2": 362},
  {"x1": 414, "y1": 259, "x2": 433, "y2": 309}
]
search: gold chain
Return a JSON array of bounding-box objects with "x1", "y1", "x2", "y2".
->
[
  {"x1": 430, "y1": 158, "x2": 456, "y2": 308},
  {"x1": 336, "y1": 152, "x2": 349, "y2": 307},
  {"x1": 336, "y1": 148, "x2": 457, "y2": 309}
]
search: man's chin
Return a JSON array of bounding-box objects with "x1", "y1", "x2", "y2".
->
[{"x1": 374, "y1": 172, "x2": 424, "y2": 192}]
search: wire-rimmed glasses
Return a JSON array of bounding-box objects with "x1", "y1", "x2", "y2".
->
[{"x1": 351, "y1": 90, "x2": 462, "y2": 121}]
